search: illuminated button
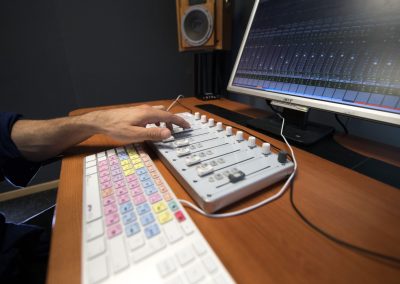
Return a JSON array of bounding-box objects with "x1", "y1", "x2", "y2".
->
[
  {"x1": 216, "y1": 122, "x2": 223, "y2": 131},
  {"x1": 236, "y1": 131, "x2": 244, "y2": 141},
  {"x1": 261, "y1": 142, "x2": 271, "y2": 155},
  {"x1": 226, "y1": 126, "x2": 232, "y2": 136},
  {"x1": 174, "y1": 139, "x2": 190, "y2": 147},
  {"x1": 185, "y1": 154, "x2": 201, "y2": 166},
  {"x1": 248, "y1": 136, "x2": 256, "y2": 148},
  {"x1": 196, "y1": 163, "x2": 214, "y2": 177},
  {"x1": 176, "y1": 147, "x2": 190, "y2": 157}
]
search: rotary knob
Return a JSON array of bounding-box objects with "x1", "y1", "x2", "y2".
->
[
  {"x1": 261, "y1": 143, "x2": 271, "y2": 155},
  {"x1": 194, "y1": 112, "x2": 200, "y2": 120},
  {"x1": 200, "y1": 115, "x2": 207, "y2": 123},
  {"x1": 208, "y1": 118, "x2": 215, "y2": 127},
  {"x1": 236, "y1": 131, "x2": 244, "y2": 141},
  {"x1": 226, "y1": 126, "x2": 232, "y2": 136},
  {"x1": 216, "y1": 122, "x2": 223, "y2": 131},
  {"x1": 248, "y1": 136, "x2": 256, "y2": 148}
]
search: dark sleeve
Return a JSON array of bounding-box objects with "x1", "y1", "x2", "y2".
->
[{"x1": 0, "y1": 112, "x2": 23, "y2": 160}]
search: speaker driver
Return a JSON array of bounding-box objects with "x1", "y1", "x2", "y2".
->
[{"x1": 181, "y1": 6, "x2": 213, "y2": 47}]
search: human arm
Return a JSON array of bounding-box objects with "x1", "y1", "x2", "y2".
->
[{"x1": 10, "y1": 105, "x2": 190, "y2": 161}]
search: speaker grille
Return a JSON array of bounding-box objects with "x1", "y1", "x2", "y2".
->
[{"x1": 182, "y1": 6, "x2": 213, "y2": 46}]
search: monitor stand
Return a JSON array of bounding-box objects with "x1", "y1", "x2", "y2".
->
[{"x1": 246, "y1": 106, "x2": 334, "y2": 146}]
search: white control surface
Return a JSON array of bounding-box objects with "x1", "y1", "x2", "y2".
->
[{"x1": 149, "y1": 112, "x2": 295, "y2": 213}]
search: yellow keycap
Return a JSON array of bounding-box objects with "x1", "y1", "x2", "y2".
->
[
  {"x1": 157, "y1": 211, "x2": 173, "y2": 224},
  {"x1": 134, "y1": 163, "x2": 144, "y2": 169},
  {"x1": 120, "y1": 160, "x2": 129, "y2": 166},
  {"x1": 124, "y1": 169, "x2": 135, "y2": 176},
  {"x1": 152, "y1": 201, "x2": 167, "y2": 213},
  {"x1": 122, "y1": 164, "x2": 133, "y2": 171},
  {"x1": 132, "y1": 158, "x2": 142, "y2": 165},
  {"x1": 129, "y1": 154, "x2": 139, "y2": 160}
]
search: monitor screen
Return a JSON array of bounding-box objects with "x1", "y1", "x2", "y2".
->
[{"x1": 228, "y1": 0, "x2": 400, "y2": 125}]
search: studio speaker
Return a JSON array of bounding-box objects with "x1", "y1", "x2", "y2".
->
[{"x1": 175, "y1": 0, "x2": 232, "y2": 51}]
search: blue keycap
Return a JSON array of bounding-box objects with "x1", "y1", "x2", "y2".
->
[
  {"x1": 136, "y1": 168, "x2": 147, "y2": 175},
  {"x1": 144, "y1": 185, "x2": 158, "y2": 196},
  {"x1": 141, "y1": 180, "x2": 154, "y2": 188},
  {"x1": 120, "y1": 202, "x2": 133, "y2": 214},
  {"x1": 125, "y1": 222, "x2": 140, "y2": 237},
  {"x1": 140, "y1": 213, "x2": 155, "y2": 226},
  {"x1": 139, "y1": 174, "x2": 150, "y2": 181},
  {"x1": 122, "y1": 211, "x2": 136, "y2": 225},
  {"x1": 144, "y1": 223, "x2": 160, "y2": 239},
  {"x1": 136, "y1": 203, "x2": 151, "y2": 215}
]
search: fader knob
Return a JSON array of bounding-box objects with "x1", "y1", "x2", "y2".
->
[
  {"x1": 226, "y1": 126, "x2": 232, "y2": 136},
  {"x1": 261, "y1": 143, "x2": 271, "y2": 155},
  {"x1": 201, "y1": 115, "x2": 207, "y2": 123},
  {"x1": 248, "y1": 136, "x2": 256, "y2": 148},
  {"x1": 208, "y1": 118, "x2": 215, "y2": 127},
  {"x1": 194, "y1": 112, "x2": 200, "y2": 120},
  {"x1": 216, "y1": 122, "x2": 223, "y2": 131},
  {"x1": 236, "y1": 131, "x2": 244, "y2": 141},
  {"x1": 278, "y1": 150, "x2": 288, "y2": 163}
]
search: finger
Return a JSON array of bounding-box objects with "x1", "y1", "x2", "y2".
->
[
  {"x1": 166, "y1": 122, "x2": 173, "y2": 131},
  {"x1": 142, "y1": 109, "x2": 191, "y2": 129},
  {"x1": 152, "y1": 105, "x2": 165, "y2": 110},
  {"x1": 133, "y1": 127, "x2": 172, "y2": 141}
]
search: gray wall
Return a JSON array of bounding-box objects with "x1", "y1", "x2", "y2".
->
[{"x1": 0, "y1": 0, "x2": 193, "y2": 119}]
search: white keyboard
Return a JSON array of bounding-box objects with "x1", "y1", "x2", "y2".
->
[{"x1": 82, "y1": 143, "x2": 235, "y2": 284}]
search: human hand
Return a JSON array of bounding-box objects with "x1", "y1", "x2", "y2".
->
[{"x1": 86, "y1": 104, "x2": 190, "y2": 142}]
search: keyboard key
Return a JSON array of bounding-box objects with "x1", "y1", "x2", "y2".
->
[
  {"x1": 152, "y1": 201, "x2": 167, "y2": 213},
  {"x1": 157, "y1": 210, "x2": 173, "y2": 225},
  {"x1": 132, "y1": 235, "x2": 166, "y2": 263},
  {"x1": 131, "y1": 186, "x2": 143, "y2": 196},
  {"x1": 87, "y1": 237, "x2": 106, "y2": 259},
  {"x1": 85, "y1": 174, "x2": 102, "y2": 223},
  {"x1": 120, "y1": 202, "x2": 133, "y2": 214},
  {"x1": 184, "y1": 263, "x2": 207, "y2": 284},
  {"x1": 86, "y1": 219, "x2": 104, "y2": 241},
  {"x1": 101, "y1": 187, "x2": 113, "y2": 198},
  {"x1": 157, "y1": 258, "x2": 177, "y2": 278},
  {"x1": 125, "y1": 222, "x2": 140, "y2": 237},
  {"x1": 117, "y1": 194, "x2": 130, "y2": 204},
  {"x1": 133, "y1": 194, "x2": 146, "y2": 205},
  {"x1": 202, "y1": 255, "x2": 218, "y2": 273},
  {"x1": 109, "y1": 235, "x2": 129, "y2": 273},
  {"x1": 162, "y1": 220, "x2": 183, "y2": 244},
  {"x1": 175, "y1": 210, "x2": 186, "y2": 222},
  {"x1": 122, "y1": 211, "x2": 136, "y2": 225},
  {"x1": 176, "y1": 246, "x2": 195, "y2": 266},
  {"x1": 136, "y1": 203, "x2": 151, "y2": 215},
  {"x1": 102, "y1": 195, "x2": 115, "y2": 206},
  {"x1": 140, "y1": 212, "x2": 155, "y2": 226},
  {"x1": 88, "y1": 255, "x2": 108, "y2": 284},
  {"x1": 144, "y1": 185, "x2": 158, "y2": 195},
  {"x1": 107, "y1": 223, "x2": 122, "y2": 239},
  {"x1": 144, "y1": 223, "x2": 160, "y2": 239},
  {"x1": 104, "y1": 203, "x2": 118, "y2": 215},
  {"x1": 105, "y1": 213, "x2": 120, "y2": 226},
  {"x1": 149, "y1": 193, "x2": 162, "y2": 204},
  {"x1": 168, "y1": 200, "x2": 179, "y2": 212}
]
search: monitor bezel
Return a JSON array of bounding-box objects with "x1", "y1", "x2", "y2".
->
[{"x1": 227, "y1": 0, "x2": 400, "y2": 126}]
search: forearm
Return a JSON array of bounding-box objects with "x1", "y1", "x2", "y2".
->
[{"x1": 11, "y1": 112, "x2": 100, "y2": 161}]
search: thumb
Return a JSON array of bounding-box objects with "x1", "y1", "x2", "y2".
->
[{"x1": 134, "y1": 127, "x2": 171, "y2": 141}]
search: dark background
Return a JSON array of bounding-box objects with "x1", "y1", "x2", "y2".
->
[{"x1": 1, "y1": 0, "x2": 399, "y2": 145}]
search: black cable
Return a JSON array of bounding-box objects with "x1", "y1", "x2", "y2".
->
[
  {"x1": 334, "y1": 114, "x2": 349, "y2": 135},
  {"x1": 289, "y1": 180, "x2": 400, "y2": 264}
]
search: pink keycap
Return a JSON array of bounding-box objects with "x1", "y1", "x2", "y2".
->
[
  {"x1": 154, "y1": 178, "x2": 163, "y2": 185},
  {"x1": 111, "y1": 169, "x2": 122, "y2": 176},
  {"x1": 105, "y1": 213, "x2": 120, "y2": 226},
  {"x1": 133, "y1": 194, "x2": 146, "y2": 205},
  {"x1": 98, "y1": 160, "x2": 108, "y2": 167},
  {"x1": 147, "y1": 166, "x2": 155, "y2": 172},
  {"x1": 107, "y1": 223, "x2": 122, "y2": 239},
  {"x1": 109, "y1": 159, "x2": 119, "y2": 166},
  {"x1": 98, "y1": 164, "x2": 109, "y2": 172},
  {"x1": 159, "y1": 185, "x2": 168, "y2": 193},
  {"x1": 127, "y1": 180, "x2": 140, "y2": 189},
  {"x1": 114, "y1": 180, "x2": 125, "y2": 189},
  {"x1": 100, "y1": 180, "x2": 113, "y2": 190},
  {"x1": 144, "y1": 161, "x2": 152, "y2": 167},
  {"x1": 112, "y1": 174, "x2": 124, "y2": 183},
  {"x1": 104, "y1": 203, "x2": 118, "y2": 215},
  {"x1": 150, "y1": 172, "x2": 158, "y2": 179},
  {"x1": 142, "y1": 156, "x2": 149, "y2": 162},
  {"x1": 116, "y1": 186, "x2": 128, "y2": 196},
  {"x1": 148, "y1": 193, "x2": 162, "y2": 204},
  {"x1": 131, "y1": 186, "x2": 143, "y2": 196},
  {"x1": 118, "y1": 194, "x2": 130, "y2": 204},
  {"x1": 126, "y1": 175, "x2": 138, "y2": 183},
  {"x1": 103, "y1": 195, "x2": 115, "y2": 206},
  {"x1": 99, "y1": 175, "x2": 111, "y2": 184},
  {"x1": 99, "y1": 171, "x2": 109, "y2": 178},
  {"x1": 110, "y1": 164, "x2": 120, "y2": 171}
]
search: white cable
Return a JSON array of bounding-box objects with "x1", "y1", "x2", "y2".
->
[
  {"x1": 178, "y1": 113, "x2": 298, "y2": 218},
  {"x1": 167, "y1": 94, "x2": 184, "y2": 112}
]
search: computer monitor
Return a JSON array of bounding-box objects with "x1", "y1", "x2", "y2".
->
[{"x1": 227, "y1": 0, "x2": 400, "y2": 144}]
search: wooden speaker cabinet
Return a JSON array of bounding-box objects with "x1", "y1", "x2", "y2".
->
[{"x1": 175, "y1": 0, "x2": 232, "y2": 52}]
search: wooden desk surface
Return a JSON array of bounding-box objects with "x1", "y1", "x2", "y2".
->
[{"x1": 47, "y1": 97, "x2": 400, "y2": 284}]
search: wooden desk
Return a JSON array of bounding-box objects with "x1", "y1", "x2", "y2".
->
[{"x1": 47, "y1": 97, "x2": 400, "y2": 284}]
